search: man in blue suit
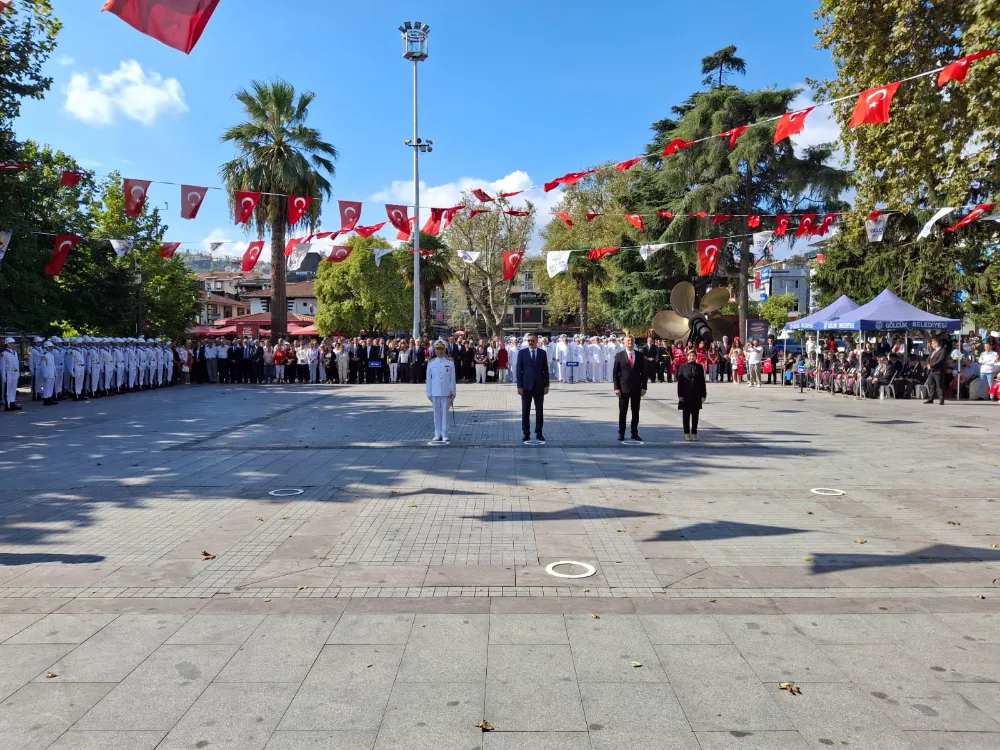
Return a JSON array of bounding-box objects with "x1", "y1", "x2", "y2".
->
[{"x1": 516, "y1": 333, "x2": 549, "y2": 442}]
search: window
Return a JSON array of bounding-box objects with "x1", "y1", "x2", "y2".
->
[
  {"x1": 204, "y1": 281, "x2": 211, "y2": 291},
  {"x1": 521, "y1": 269, "x2": 534, "y2": 291},
  {"x1": 261, "y1": 299, "x2": 270, "y2": 313},
  {"x1": 214, "y1": 280, "x2": 222, "y2": 290},
  {"x1": 287, "y1": 300, "x2": 294, "y2": 312}
]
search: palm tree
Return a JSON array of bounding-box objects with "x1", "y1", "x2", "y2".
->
[
  {"x1": 567, "y1": 247, "x2": 609, "y2": 333},
  {"x1": 220, "y1": 79, "x2": 337, "y2": 338},
  {"x1": 403, "y1": 232, "x2": 453, "y2": 336},
  {"x1": 700, "y1": 45, "x2": 746, "y2": 88}
]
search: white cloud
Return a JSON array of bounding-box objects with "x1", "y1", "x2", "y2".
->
[
  {"x1": 64, "y1": 60, "x2": 187, "y2": 126},
  {"x1": 200, "y1": 228, "x2": 243, "y2": 258},
  {"x1": 370, "y1": 170, "x2": 563, "y2": 249},
  {"x1": 56, "y1": 55, "x2": 75, "y2": 66},
  {"x1": 787, "y1": 89, "x2": 846, "y2": 165}
]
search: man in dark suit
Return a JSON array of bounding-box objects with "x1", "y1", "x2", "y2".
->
[
  {"x1": 643, "y1": 336, "x2": 660, "y2": 385},
  {"x1": 613, "y1": 334, "x2": 647, "y2": 441},
  {"x1": 242, "y1": 338, "x2": 256, "y2": 383},
  {"x1": 925, "y1": 337, "x2": 948, "y2": 404},
  {"x1": 250, "y1": 339, "x2": 263, "y2": 383},
  {"x1": 516, "y1": 333, "x2": 549, "y2": 442},
  {"x1": 229, "y1": 338, "x2": 245, "y2": 383}
]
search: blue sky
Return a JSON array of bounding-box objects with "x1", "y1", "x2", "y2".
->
[{"x1": 17, "y1": 0, "x2": 839, "y2": 255}]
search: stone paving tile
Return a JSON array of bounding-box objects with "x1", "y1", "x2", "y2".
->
[
  {"x1": 264, "y1": 731, "x2": 377, "y2": 749},
  {"x1": 565, "y1": 614, "x2": 666, "y2": 682},
  {"x1": 328, "y1": 613, "x2": 414, "y2": 644},
  {"x1": 488, "y1": 644, "x2": 577, "y2": 683},
  {"x1": 906, "y1": 730, "x2": 1000, "y2": 749},
  {"x1": 0, "y1": 613, "x2": 44, "y2": 642},
  {"x1": 695, "y1": 731, "x2": 811, "y2": 749},
  {"x1": 489, "y1": 614, "x2": 569, "y2": 644},
  {"x1": 216, "y1": 614, "x2": 338, "y2": 683},
  {"x1": 396, "y1": 614, "x2": 489, "y2": 682},
  {"x1": 157, "y1": 682, "x2": 298, "y2": 750},
  {"x1": 639, "y1": 614, "x2": 731, "y2": 644},
  {"x1": 482, "y1": 732, "x2": 592, "y2": 750},
  {"x1": 165, "y1": 613, "x2": 266, "y2": 645},
  {"x1": 46, "y1": 730, "x2": 166, "y2": 750},
  {"x1": 5, "y1": 613, "x2": 116, "y2": 644},
  {"x1": 715, "y1": 615, "x2": 850, "y2": 683},
  {"x1": 0, "y1": 643, "x2": 75, "y2": 702},
  {"x1": 486, "y1": 680, "x2": 587, "y2": 732},
  {"x1": 0, "y1": 682, "x2": 114, "y2": 750},
  {"x1": 372, "y1": 681, "x2": 486, "y2": 750},
  {"x1": 580, "y1": 682, "x2": 696, "y2": 749}
]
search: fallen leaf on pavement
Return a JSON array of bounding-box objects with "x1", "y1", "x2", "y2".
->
[
  {"x1": 853, "y1": 538, "x2": 866, "y2": 544},
  {"x1": 589, "y1": 613, "x2": 600, "y2": 619},
  {"x1": 616, "y1": 529, "x2": 625, "y2": 533},
  {"x1": 802, "y1": 557, "x2": 814, "y2": 562},
  {"x1": 583, "y1": 588, "x2": 590, "y2": 592},
  {"x1": 991, "y1": 544, "x2": 998, "y2": 549},
  {"x1": 407, "y1": 504, "x2": 418, "y2": 508},
  {"x1": 779, "y1": 682, "x2": 801, "y2": 695},
  {"x1": 707, "y1": 598, "x2": 716, "y2": 603},
  {"x1": 977, "y1": 594, "x2": 986, "y2": 599},
  {"x1": 256, "y1": 516, "x2": 264, "y2": 521},
  {"x1": 263, "y1": 598, "x2": 271, "y2": 602},
  {"x1": 44, "y1": 672, "x2": 57, "y2": 679},
  {"x1": 631, "y1": 661, "x2": 642, "y2": 668},
  {"x1": 946, "y1": 520, "x2": 961, "y2": 526},
  {"x1": 201, "y1": 551, "x2": 216, "y2": 560},
  {"x1": 279, "y1": 516, "x2": 289, "y2": 520},
  {"x1": 474, "y1": 721, "x2": 494, "y2": 732},
  {"x1": 297, "y1": 585, "x2": 306, "y2": 590},
  {"x1": 367, "y1": 663, "x2": 374, "y2": 668}
]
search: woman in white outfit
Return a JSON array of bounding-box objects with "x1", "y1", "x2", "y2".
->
[{"x1": 425, "y1": 340, "x2": 457, "y2": 442}]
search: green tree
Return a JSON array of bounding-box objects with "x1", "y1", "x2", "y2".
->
[
  {"x1": 812, "y1": 0, "x2": 999, "y2": 320},
  {"x1": 0, "y1": 0, "x2": 60, "y2": 133},
  {"x1": 220, "y1": 79, "x2": 337, "y2": 339},
  {"x1": 759, "y1": 293, "x2": 798, "y2": 333},
  {"x1": 314, "y1": 235, "x2": 410, "y2": 335},
  {"x1": 700, "y1": 45, "x2": 746, "y2": 89},
  {"x1": 630, "y1": 71, "x2": 848, "y2": 337},
  {"x1": 402, "y1": 231, "x2": 452, "y2": 336}
]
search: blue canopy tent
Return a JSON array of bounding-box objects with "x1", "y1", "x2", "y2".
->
[
  {"x1": 784, "y1": 294, "x2": 859, "y2": 331},
  {"x1": 819, "y1": 289, "x2": 961, "y2": 332}
]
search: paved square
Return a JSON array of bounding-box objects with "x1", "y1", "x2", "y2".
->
[{"x1": 0, "y1": 379, "x2": 998, "y2": 748}]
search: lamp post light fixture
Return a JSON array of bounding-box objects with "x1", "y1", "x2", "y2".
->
[{"x1": 399, "y1": 21, "x2": 431, "y2": 341}]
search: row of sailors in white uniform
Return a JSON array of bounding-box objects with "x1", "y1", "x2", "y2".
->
[
  {"x1": 499, "y1": 334, "x2": 626, "y2": 384},
  {"x1": 19, "y1": 336, "x2": 176, "y2": 405}
]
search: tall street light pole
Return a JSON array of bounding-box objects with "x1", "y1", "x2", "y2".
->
[{"x1": 400, "y1": 21, "x2": 431, "y2": 341}]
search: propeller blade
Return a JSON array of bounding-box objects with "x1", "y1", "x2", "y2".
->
[
  {"x1": 652, "y1": 309, "x2": 691, "y2": 341},
  {"x1": 708, "y1": 317, "x2": 735, "y2": 342},
  {"x1": 699, "y1": 286, "x2": 730, "y2": 314},
  {"x1": 670, "y1": 282, "x2": 695, "y2": 317}
]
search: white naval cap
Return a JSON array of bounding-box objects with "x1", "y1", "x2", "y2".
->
[
  {"x1": 33, "y1": 336, "x2": 43, "y2": 343},
  {"x1": 44, "y1": 340, "x2": 54, "y2": 347},
  {"x1": 50, "y1": 336, "x2": 62, "y2": 344},
  {"x1": 4, "y1": 337, "x2": 14, "y2": 344}
]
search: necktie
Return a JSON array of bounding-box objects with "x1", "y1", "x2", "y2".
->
[
  {"x1": 628, "y1": 352, "x2": 633, "y2": 367},
  {"x1": 531, "y1": 349, "x2": 535, "y2": 362}
]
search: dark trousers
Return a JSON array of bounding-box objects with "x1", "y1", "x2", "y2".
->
[
  {"x1": 218, "y1": 359, "x2": 230, "y2": 383},
  {"x1": 682, "y1": 407, "x2": 700, "y2": 434},
  {"x1": 765, "y1": 360, "x2": 778, "y2": 384},
  {"x1": 618, "y1": 391, "x2": 641, "y2": 437},
  {"x1": 399, "y1": 363, "x2": 409, "y2": 383},
  {"x1": 521, "y1": 389, "x2": 544, "y2": 437},
  {"x1": 926, "y1": 372, "x2": 945, "y2": 403}
]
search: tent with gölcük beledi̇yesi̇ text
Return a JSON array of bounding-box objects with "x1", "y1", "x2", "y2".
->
[
  {"x1": 818, "y1": 289, "x2": 961, "y2": 332},
  {"x1": 784, "y1": 294, "x2": 859, "y2": 331}
]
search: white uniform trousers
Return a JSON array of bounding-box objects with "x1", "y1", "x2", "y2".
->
[
  {"x1": 89, "y1": 363, "x2": 101, "y2": 392},
  {"x1": 103, "y1": 363, "x2": 114, "y2": 390},
  {"x1": 73, "y1": 365, "x2": 86, "y2": 396},
  {"x1": 42, "y1": 375, "x2": 55, "y2": 399},
  {"x1": 128, "y1": 364, "x2": 137, "y2": 388},
  {"x1": 62, "y1": 365, "x2": 72, "y2": 394},
  {"x1": 431, "y1": 396, "x2": 449, "y2": 439},
  {"x1": 5, "y1": 370, "x2": 17, "y2": 405}
]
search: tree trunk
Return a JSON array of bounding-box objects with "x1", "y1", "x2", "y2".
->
[
  {"x1": 422, "y1": 285, "x2": 432, "y2": 337},
  {"x1": 269, "y1": 203, "x2": 288, "y2": 341},
  {"x1": 738, "y1": 236, "x2": 750, "y2": 340},
  {"x1": 578, "y1": 280, "x2": 589, "y2": 333}
]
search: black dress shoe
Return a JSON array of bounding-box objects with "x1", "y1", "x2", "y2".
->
[
  {"x1": 536, "y1": 434, "x2": 545, "y2": 442},
  {"x1": 617, "y1": 434, "x2": 625, "y2": 441},
  {"x1": 632, "y1": 434, "x2": 643, "y2": 441},
  {"x1": 923, "y1": 400, "x2": 934, "y2": 404},
  {"x1": 523, "y1": 435, "x2": 530, "y2": 442}
]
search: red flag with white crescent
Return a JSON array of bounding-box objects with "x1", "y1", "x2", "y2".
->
[
  {"x1": 754, "y1": 269, "x2": 761, "y2": 290},
  {"x1": 747, "y1": 215, "x2": 761, "y2": 228},
  {"x1": 421, "y1": 207, "x2": 445, "y2": 236},
  {"x1": 720, "y1": 126, "x2": 749, "y2": 148},
  {"x1": 689, "y1": 211, "x2": 707, "y2": 218},
  {"x1": 241, "y1": 240, "x2": 264, "y2": 272},
  {"x1": 848, "y1": 82, "x2": 901, "y2": 128},
  {"x1": 662, "y1": 138, "x2": 694, "y2": 156},
  {"x1": 938, "y1": 50, "x2": 996, "y2": 86},
  {"x1": 585, "y1": 213, "x2": 602, "y2": 222},
  {"x1": 794, "y1": 213, "x2": 817, "y2": 237},
  {"x1": 339, "y1": 200, "x2": 362, "y2": 231},
  {"x1": 502, "y1": 250, "x2": 523, "y2": 280},
  {"x1": 945, "y1": 203, "x2": 996, "y2": 232},
  {"x1": 867, "y1": 210, "x2": 883, "y2": 221},
  {"x1": 656, "y1": 211, "x2": 673, "y2": 219},
  {"x1": 124, "y1": 178, "x2": 151, "y2": 217},
  {"x1": 499, "y1": 190, "x2": 523, "y2": 198},
  {"x1": 353, "y1": 222, "x2": 386, "y2": 238},
  {"x1": 625, "y1": 214, "x2": 645, "y2": 234},
  {"x1": 158, "y1": 242, "x2": 180, "y2": 258},
  {"x1": 385, "y1": 204, "x2": 410, "y2": 233},
  {"x1": 468, "y1": 209, "x2": 489, "y2": 220},
  {"x1": 0, "y1": 162, "x2": 28, "y2": 170},
  {"x1": 396, "y1": 216, "x2": 417, "y2": 241},
  {"x1": 774, "y1": 214, "x2": 790, "y2": 236},
  {"x1": 811, "y1": 213, "x2": 838, "y2": 236},
  {"x1": 555, "y1": 211, "x2": 573, "y2": 227},
  {"x1": 504, "y1": 209, "x2": 530, "y2": 217},
  {"x1": 711, "y1": 214, "x2": 734, "y2": 224},
  {"x1": 616, "y1": 156, "x2": 643, "y2": 171},
  {"x1": 696, "y1": 238, "x2": 721, "y2": 276},
  {"x1": 287, "y1": 195, "x2": 312, "y2": 225},
  {"x1": 234, "y1": 190, "x2": 261, "y2": 224},
  {"x1": 325, "y1": 245, "x2": 353, "y2": 263},
  {"x1": 61, "y1": 170, "x2": 82, "y2": 187},
  {"x1": 180, "y1": 184, "x2": 207, "y2": 219},
  {"x1": 442, "y1": 204, "x2": 465, "y2": 229},
  {"x1": 587, "y1": 247, "x2": 619, "y2": 260},
  {"x1": 472, "y1": 188, "x2": 494, "y2": 203},
  {"x1": 543, "y1": 171, "x2": 593, "y2": 192},
  {"x1": 773, "y1": 107, "x2": 814, "y2": 144},
  {"x1": 45, "y1": 234, "x2": 81, "y2": 276},
  {"x1": 284, "y1": 236, "x2": 304, "y2": 256},
  {"x1": 101, "y1": 0, "x2": 221, "y2": 54}
]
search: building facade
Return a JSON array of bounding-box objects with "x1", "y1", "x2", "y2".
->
[{"x1": 242, "y1": 281, "x2": 318, "y2": 317}]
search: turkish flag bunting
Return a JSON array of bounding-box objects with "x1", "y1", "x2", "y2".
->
[
  {"x1": 747, "y1": 215, "x2": 761, "y2": 228},
  {"x1": 938, "y1": 50, "x2": 996, "y2": 86},
  {"x1": 689, "y1": 211, "x2": 708, "y2": 218},
  {"x1": 499, "y1": 190, "x2": 523, "y2": 198},
  {"x1": 101, "y1": 0, "x2": 221, "y2": 54},
  {"x1": 352, "y1": 222, "x2": 386, "y2": 238},
  {"x1": 555, "y1": 211, "x2": 573, "y2": 228},
  {"x1": 625, "y1": 214, "x2": 645, "y2": 234},
  {"x1": 326, "y1": 245, "x2": 353, "y2": 263},
  {"x1": 811, "y1": 213, "x2": 838, "y2": 236},
  {"x1": 656, "y1": 211, "x2": 673, "y2": 219},
  {"x1": 45, "y1": 234, "x2": 81, "y2": 276},
  {"x1": 338, "y1": 200, "x2": 362, "y2": 231},
  {"x1": 235, "y1": 190, "x2": 262, "y2": 224},
  {"x1": 504, "y1": 210, "x2": 530, "y2": 217},
  {"x1": 616, "y1": 156, "x2": 643, "y2": 171},
  {"x1": 774, "y1": 214, "x2": 791, "y2": 236},
  {"x1": 180, "y1": 184, "x2": 207, "y2": 219},
  {"x1": 502, "y1": 250, "x2": 524, "y2": 281},
  {"x1": 773, "y1": 107, "x2": 814, "y2": 144},
  {"x1": 61, "y1": 170, "x2": 82, "y2": 187},
  {"x1": 472, "y1": 188, "x2": 494, "y2": 203},
  {"x1": 442, "y1": 204, "x2": 465, "y2": 229},
  {"x1": 711, "y1": 214, "x2": 734, "y2": 224},
  {"x1": 945, "y1": 203, "x2": 996, "y2": 232},
  {"x1": 543, "y1": 171, "x2": 593, "y2": 192},
  {"x1": 287, "y1": 195, "x2": 312, "y2": 225},
  {"x1": 284, "y1": 237, "x2": 304, "y2": 256},
  {"x1": 124, "y1": 178, "x2": 151, "y2": 217},
  {"x1": 662, "y1": 138, "x2": 694, "y2": 156},
  {"x1": 848, "y1": 81, "x2": 901, "y2": 128},
  {"x1": 241, "y1": 240, "x2": 264, "y2": 272},
  {"x1": 159, "y1": 242, "x2": 180, "y2": 258},
  {"x1": 867, "y1": 210, "x2": 883, "y2": 221},
  {"x1": 396, "y1": 216, "x2": 417, "y2": 241},
  {"x1": 385, "y1": 204, "x2": 410, "y2": 234},
  {"x1": 421, "y1": 207, "x2": 446, "y2": 236},
  {"x1": 754, "y1": 270, "x2": 761, "y2": 290},
  {"x1": 816, "y1": 253, "x2": 827, "y2": 263},
  {"x1": 720, "y1": 126, "x2": 749, "y2": 148},
  {"x1": 795, "y1": 214, "x2": 817, "y2": 237},
  {"x1": 585, "y1": 213, "x2": 602, "y2": 222},
  {"x1": 468, "y1": 209, "x2": 489, "y2": 220},
  {"x1": 696, "y1": 238, "x2": 722, "y2": 276},
  {"x1": 0, "y1": 162, "x2": 29, "y2": 170},
  {"x1": 587, "y1": 247, "x2": 619, "y2": 261}
]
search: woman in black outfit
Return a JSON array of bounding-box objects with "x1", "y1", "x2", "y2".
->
[
  {"x1": 461, "y1": 343, "x2": 475, "y2": 383},
  {"x1": 676, "y1": 348, "x2": 707, "y2": 441}
]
